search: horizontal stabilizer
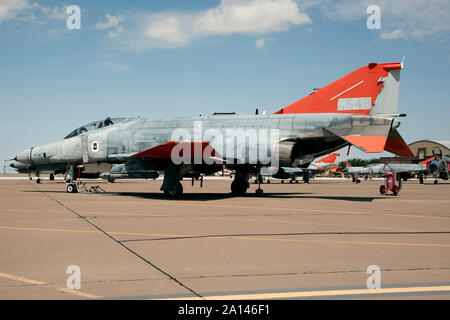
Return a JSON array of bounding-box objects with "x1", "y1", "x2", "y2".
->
[
  {"x1": 326, "y1": 115, "x2": 393, "y2": 153},
  {"x1": 340, "y1": 136, "x2": 388, "y2": 153}
]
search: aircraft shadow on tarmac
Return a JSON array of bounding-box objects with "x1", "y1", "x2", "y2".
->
[
  {"x1": 106, "y1": 192, "x2": 386, "y2": 202},
  {"x1": 26, "y1": 189, "x2": 387, "y2": 202}
]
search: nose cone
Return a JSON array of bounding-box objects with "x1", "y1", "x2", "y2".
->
[
  {"x1": 10, "y1": 161, "x2": 26, "y2": 170},
  {"x1": 16, "y1": 149, "x2": 31, "y2": 164}
]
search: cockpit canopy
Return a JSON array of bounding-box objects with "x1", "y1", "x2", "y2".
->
[{"x1": 64, "y1": 117, "x2": 128, "y2": 139}]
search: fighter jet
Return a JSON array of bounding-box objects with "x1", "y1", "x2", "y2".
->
[
  {"x1": 12, "y1": 117, "x2": 130, "y2": 183},
  {"x1": 9, "y1": 161, "x2": 68, "y2": 182},
  {"x1": 344, "y1": 149, "x2": 449, "y2": 184},
  {"x1": 14, "y1": 61, "x2": 412, "y2": 197},
  {"x1": 345, "y1": 161, "x2": 426, "y2": 183},
  {"x1": 261, "y1": 153, "x2": 340, "y2": 184},
  {"x1": 425, "y1": 148, "x2": 450, "y2": 184}
]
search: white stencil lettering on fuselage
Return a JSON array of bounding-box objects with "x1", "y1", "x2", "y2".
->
[{"x1": 337, "y1": 97, "x2": 372, "y2": 111}]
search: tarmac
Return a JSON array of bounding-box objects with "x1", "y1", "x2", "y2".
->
[{"x1": 0, "y1": 175, "x2": 449, "y2": 300}]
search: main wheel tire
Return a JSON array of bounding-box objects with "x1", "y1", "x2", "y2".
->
[
  {"x1": 379, "y1": 185, "x2": 386, "y2": 194},
  {"x1": 175, "y1": 183, "x2": 183, "y2": 197},
  {"x1": 392, "y1": 185, "x2": 399, "y2": 196},
  {"x1": 231, "y1": 180, "x2": 248, "y2": 196},
  {"x1": 164, "y1": 183, "x2": 183, "y2": 198}
]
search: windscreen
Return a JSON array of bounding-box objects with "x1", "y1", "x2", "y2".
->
[{"x1": 64, "y1": 117, "x2": 128, "y2": 139}]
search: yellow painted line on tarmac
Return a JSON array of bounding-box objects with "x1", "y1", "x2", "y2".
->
[
  {"x1": 0, "y1": 272, "x2": 47, "y2": 285},
  {"x1": 383, "y1": 213, "x2": 446, "y2": 219},
  {"x1": 3, "y1": 200, "x2": 447, "y2": 220},
  {"x1": 0, "y1": 226, "x2": 101, "y2": 235},
  {"x1": 236, "y1": 237, "x2": 450, "y2": 248},
  {"x1": 165, "y1": 285, "x2": 450, "y2": 300},
  {"x1": 377, "y1": 199, "x2": 450, "y2": 204},
  {"x1": 1, "y1": 226, "x2": 449, "y2": 248},
  {"x1": 0, "y1": 209, "x2": 65, "y2": 214},
  {"x1": 138, "y1": 201, "x2": 450, "y2": 220},
  {"x1": 204, "y1": 215, "x2": 345, "y2": 228},
  {"x1": 0, "y1": 272, "x2": 102, "y2": 299},
  {"x1": 0, "y1": 226, "x2": 193, "y2": 239},
  {"x1": 0, "y1": 208, "x2": 164, "y2": 218},
  {"x1": 55, "y1": 287, "x2": 102, "y2": 299}
]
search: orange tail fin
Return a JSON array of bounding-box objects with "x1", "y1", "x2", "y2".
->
[{"x1": 275, "y1": 62, "x2": 402, "y2": 115}]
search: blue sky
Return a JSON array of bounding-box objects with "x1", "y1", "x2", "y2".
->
[{"x1": 1, "y1": 0, "x2": 449, "y2": 169}]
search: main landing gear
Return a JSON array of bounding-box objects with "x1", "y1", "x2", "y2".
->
[
  {"x1": 231, "y1": 171, "x2": 250, "y2": 196},
  {"x1": 303, "y1": 172, "x2": 310, "y2": 184},
  {"x1": 232, "y1": 169, "x2": 264, "y2": 197},
  {"x1": 36, "y1": 170, "x2": 42, "y2": 184},
  {"x1": 161, "y1": 166, "x2": 183, "y2": 198}
]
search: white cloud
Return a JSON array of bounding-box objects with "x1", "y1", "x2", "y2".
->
[
  {"x1": 255, "y1": 37, "x2": 266, "y2": 49},
  {"x1": 100, "y1": 0, "x2": 312, "y2": 50},
  {"x1": 0, "y1": 0, "x2": 30, "y2": 24},
  {"x1": 95, "y1": 14, "x2": 125, "y2": 39},
  {"x1": 380, "y1": 28, "x2": 405, "y2": 40},
  {"x1": 35, "y1": 4, "x2": 67, "y2": 21},
  {"x1": 144, "y1": 15, "x2": 189, "y2": 45},
  {"x1": 315, "y1": 0, "x2": 450, "y2": 40},
  {"x1": 95, "y1": 14, "x2": 124, "y2": 30},
  {"x1": 192, "y1": 0, "x2": 311, "y2": 35},
  {"x1": 0, "y1": 1, "x2": 68, "y2": 27}
]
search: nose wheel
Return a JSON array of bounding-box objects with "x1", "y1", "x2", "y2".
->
[{"x1": 66, "y1": 184, "x2": 78, "y2": 193}]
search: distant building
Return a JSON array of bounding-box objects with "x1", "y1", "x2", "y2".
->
[
  {"x1": 408, "y1": 140, "x2": 450, "y2": 159},
  {"x1": 380, "y1": 140, "x2": 450, "y2": 164}
]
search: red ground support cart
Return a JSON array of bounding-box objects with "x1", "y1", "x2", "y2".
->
[{"x1": 379, "y1": 163, "x2": 401, "y2": 196}]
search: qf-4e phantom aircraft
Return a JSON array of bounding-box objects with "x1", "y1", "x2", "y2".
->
[{"x1": 14, "y1": 61, "x2": 413, "y2": 197}]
